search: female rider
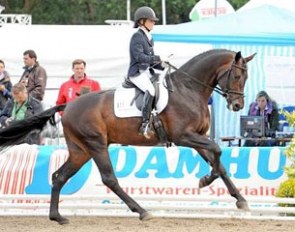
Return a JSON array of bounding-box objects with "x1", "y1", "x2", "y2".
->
[{"x1": 127, "y1": 6, "x2": 165, "y2": 139}]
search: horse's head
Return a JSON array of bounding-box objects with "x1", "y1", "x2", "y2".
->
[{"x1": 216, "y1": 51, "x2": 256, "y2": 111}]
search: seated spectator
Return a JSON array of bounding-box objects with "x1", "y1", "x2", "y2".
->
[
  {"x1": 56, "y1": 59, "x2": 101, "y2": 108},
  {"x1": 0, "y1": 83, "x2": 43, "y2": 144},
  {"x1": 0, "y1": 59, "x2": 12, "y2": 112},
  {"x1": 244, "y1": 90, "x2": 279, "y2": 147}
]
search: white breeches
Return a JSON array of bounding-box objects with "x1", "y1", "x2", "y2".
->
[{"x1": 129, "y1": 71, "x2": 155, "y2": 96}]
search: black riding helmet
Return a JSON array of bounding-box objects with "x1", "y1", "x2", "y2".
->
[{"x1": 133, "y1": 6, "x2": 159, "y2": 28}]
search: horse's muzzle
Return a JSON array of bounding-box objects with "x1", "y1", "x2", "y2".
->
[
  {"x1": 228, "y1": 100, "x2": 243, "y2": 111},
  {"x1": 232, "y1": 102, "x2": 243, "y2": 111}
]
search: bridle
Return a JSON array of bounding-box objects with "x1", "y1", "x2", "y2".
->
[
  {"x1": 164, "y1": 58, "x2": 248, "y2": 100},
  {"x1": 216, "y1": 60, "x2": 248, "y2": 100}
]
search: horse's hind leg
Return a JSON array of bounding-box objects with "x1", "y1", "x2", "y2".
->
[
  {"x1": 49, "y1": 145, "x2": 90, "y2": 225},
  {"x1": 91, "y1": 148, "x2": 152, "y2": 221}
]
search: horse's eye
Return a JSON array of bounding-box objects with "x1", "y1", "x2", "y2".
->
[{"x1": 234, "y1": 75, "x2": 241, "y2": 80}]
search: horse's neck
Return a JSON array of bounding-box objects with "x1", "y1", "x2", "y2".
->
[
  {"x1": 170, "y1": 71, "x2": 213, "y2": 103},
  {"x1": 184, "y1": 58, "x2": 222, "y2": 84},
  {"x1": 173, "y1": 61, "x2": 219, "y2": 98}
]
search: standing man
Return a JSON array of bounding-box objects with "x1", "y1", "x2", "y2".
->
[
  {"x1": 19, "y1": 49, "x2": 47, "y2": 101},
  {"x1": 56, "y1": 59, "x2": 101, "y2": 106}
]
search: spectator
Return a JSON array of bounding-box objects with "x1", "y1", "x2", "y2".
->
[
  {"x1": 0, "y1": 83, "x2": 43, "y2": 144},
  {"x1": 19, "y1": 49, "x2": 47, "y2": 101},
  {"x1": 56, "y1": 59, "x2": 101, "y2": 106},
  {"x1": 244, "y1": 90, "x2": 279, "y2": 147},
  {"x1": 0, "y1": 59, "x2": 12, "y2": 112}
]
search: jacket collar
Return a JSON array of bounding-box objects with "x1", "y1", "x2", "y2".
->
[
  {"x1": 138, "y1": 28, "x2": 153, "y2": 46},
  {"x1": 70, "y1": 74, "x2": 88, "y2": 83}
]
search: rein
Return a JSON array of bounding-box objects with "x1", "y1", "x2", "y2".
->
[{"x1": 164, "y1": 60, "x2": 247, "y2": 99}]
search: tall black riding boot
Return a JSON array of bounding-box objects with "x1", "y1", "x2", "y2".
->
[{"x1": 139, "y1": 91, "x2": 155, "y2": 139}]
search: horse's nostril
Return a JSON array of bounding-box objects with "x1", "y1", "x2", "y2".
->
[{"x1": 234, "y1": 103, "x2": 241, "y2": 109}]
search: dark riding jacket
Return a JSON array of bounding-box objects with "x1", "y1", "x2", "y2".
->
[{"x1": 127, "y1": 29, "x2": 163, "y2": 78}]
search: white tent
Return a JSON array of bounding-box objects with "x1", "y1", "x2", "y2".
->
[
  {"x1": 238, "y1": 0, "x2": 295, "y2": 12},
  {"x1": 0, "y1": 24, "x2": 135, "y2": 108},
  {"x1": 153, "y1": 5, "x2": 295, "y2": 142}
]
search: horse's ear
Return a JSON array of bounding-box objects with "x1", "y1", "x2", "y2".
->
[
  {"x1": 244, "y1": 52, "x2": 257, "y2": 63},
  {"x1": 235, "y1": 51, "x2": 242, "y2": 63}
]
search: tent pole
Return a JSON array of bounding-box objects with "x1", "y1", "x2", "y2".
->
[{"x1": 162, "y1": 0, "x2": 166, "y2": 25}]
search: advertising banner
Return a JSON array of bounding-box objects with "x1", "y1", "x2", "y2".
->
[
  {"x1": 0, "y1": 144, "x2": 288, "y2": 199},
  {"x1": 189, "y1": 0, "x2": 235, "y2": 21}
]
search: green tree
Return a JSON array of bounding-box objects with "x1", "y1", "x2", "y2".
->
[{"x1": 0, "y1": 0, "x2": 250, "y2": 25}]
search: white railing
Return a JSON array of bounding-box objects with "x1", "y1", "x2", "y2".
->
[
  {"x1": 0, "y1": 194, "x2": 294, "y2": 220},
  {"x1": 104, "y1": 19, "x2": 133, "y2": 26}
]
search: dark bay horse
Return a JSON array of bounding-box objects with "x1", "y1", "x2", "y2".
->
[{"x1": 0, "y1": 49, "x2": 255, "y2": 224}]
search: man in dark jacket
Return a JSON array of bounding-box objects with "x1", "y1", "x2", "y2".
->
[
  {"x1": 19, "y1": 49, "x2": 47, "y2": 101},
  {"x1": 0, "y1": 83, "x2": 43, "y2": 144}
]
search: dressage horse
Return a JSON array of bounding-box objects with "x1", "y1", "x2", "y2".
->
[{"x1": 0, "y1": 49, "x2": 255, "y2": 224}]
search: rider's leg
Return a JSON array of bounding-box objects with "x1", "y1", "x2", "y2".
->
[
  {"x1": 140, "y1": 90, "x2": 154, "y2": 138},
  {"x1": 129, "y1": 72, "x2": 155, "y2": 139}
]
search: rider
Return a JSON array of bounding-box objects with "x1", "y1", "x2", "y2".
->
[{"x1": 127, "y1": 6, "x2": 165, "y2": 139}]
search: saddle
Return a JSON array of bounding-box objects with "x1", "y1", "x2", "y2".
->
[
  {"x1": 122, "y1": 73, "x2": 160, "y2": 110},
  {"x1": 115, "y1": 72, "x2": 170, "y2": 144}
]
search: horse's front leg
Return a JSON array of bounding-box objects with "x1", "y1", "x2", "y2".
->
[
  {"x1": 220, "y1": 172, "x2": 249, "y2": 210},
  {"x1": 175, "y1": 132, "x2": 249, "y2": 211},
  {"x1": 197, "y1": 149, "x2": 249, "y2": 210},
  {"x1": 175, "y1": 132, "x2": 222, "y2": 187}
]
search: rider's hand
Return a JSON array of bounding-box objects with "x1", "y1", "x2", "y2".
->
[
  {"x1": 161, "y1": 60, "x2": 169, "y2": 68},
  {"x1": 161, "y1": 54, "x2": 173, "y2": 68}
]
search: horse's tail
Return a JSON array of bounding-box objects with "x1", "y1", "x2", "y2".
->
[{"x1": 0, "y1": 104, "x2": 66, "y2": 147}]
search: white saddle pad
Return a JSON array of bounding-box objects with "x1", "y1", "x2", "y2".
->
[{"x1": 114, "y1": 76, "x2": 169, "y2": 118}]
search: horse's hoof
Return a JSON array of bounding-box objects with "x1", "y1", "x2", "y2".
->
[
  {"x1": 236, "y1": 201, "x2": 250, "y2": 211},
  {"x1": 139, "y1": 211, "x2": 153, "y2": 221},
  {"x1": 49, "y1": 214, "x2": 70, "y2": 225},
  {"x1": 199, "y1": 175, "x2": 209, "y2": 188}
]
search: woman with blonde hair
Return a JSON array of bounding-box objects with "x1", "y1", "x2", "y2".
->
[{"x1": 245, "y1": 90, "x2": 279, "y2": 146}]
